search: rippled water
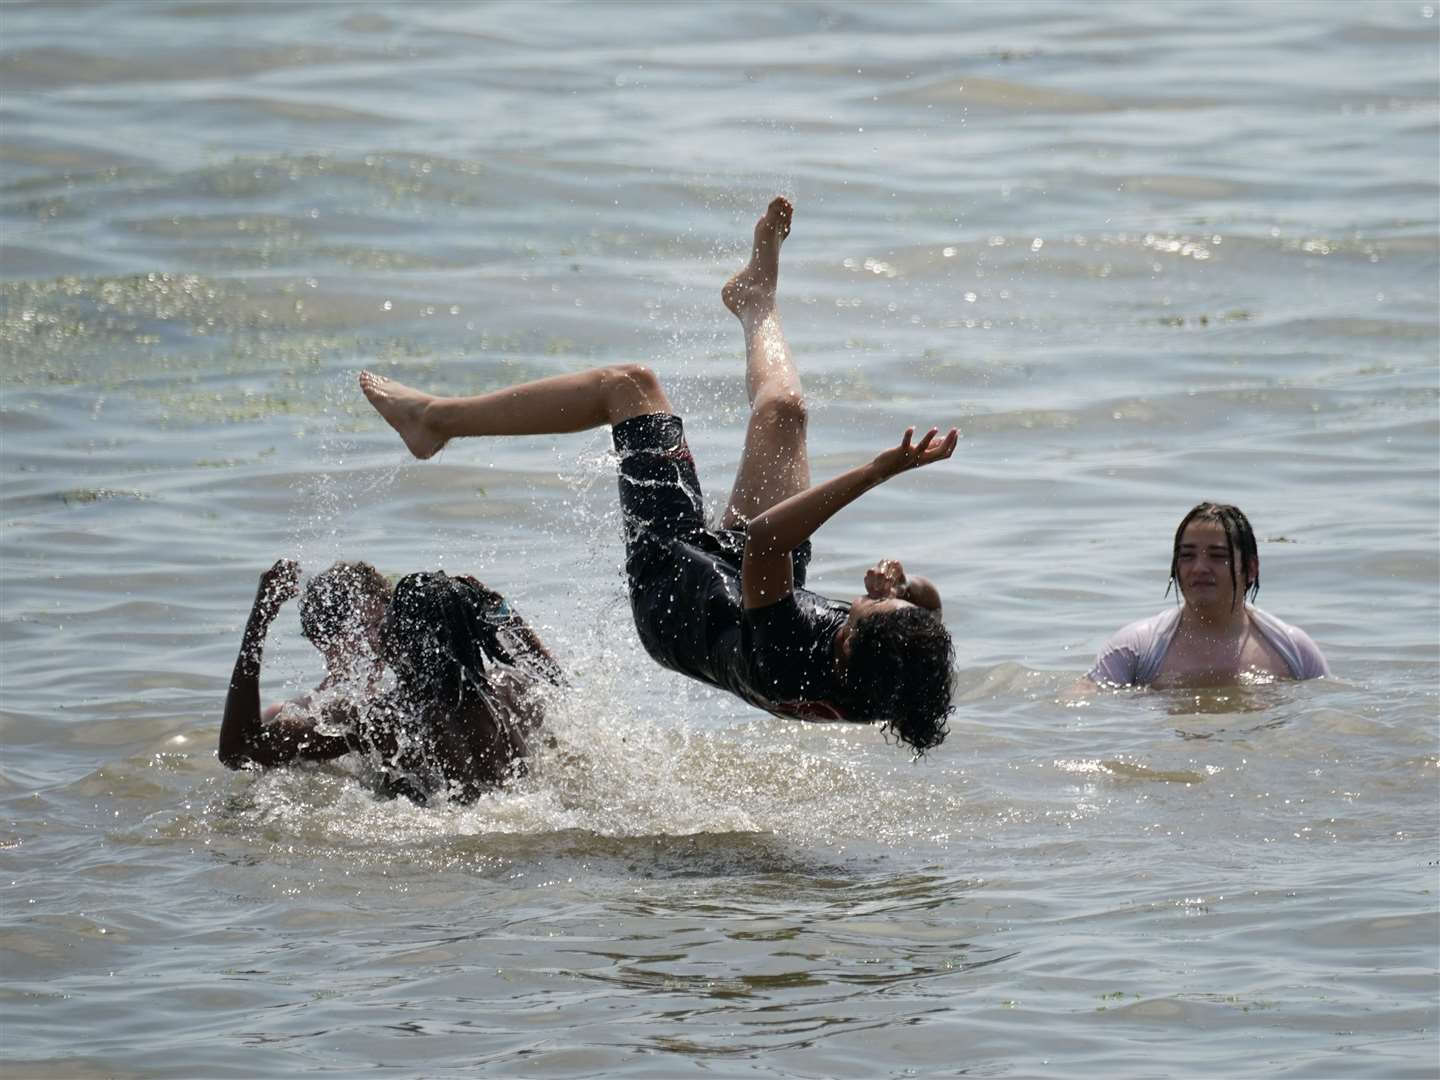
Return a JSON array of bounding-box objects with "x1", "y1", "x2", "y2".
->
[{"x1": 2, "y1": 2, "x2": 1437, "y2": 1077}]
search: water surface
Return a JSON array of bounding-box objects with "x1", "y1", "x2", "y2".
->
[{"x1": 2, "y1": 2, "x2": 1437, "y2": 1077}]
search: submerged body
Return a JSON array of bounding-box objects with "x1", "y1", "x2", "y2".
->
[
  {"x1": 1088, "y1": 605, "x2": 1330, "y2": 688},
  {"x1": 367, "y1": 571, "x2": 560, "y2": 804},
  {"x1": 1081, "y1": 504, "x2": 1329, "y2": 690},
  {"x1": 218, "y1": 559, "x2": 387, "y2": 771},
  {"x1": 220, "y1": 562, "x2": 558, "y2": 804}
]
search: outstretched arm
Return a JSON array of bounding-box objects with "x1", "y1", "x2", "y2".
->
[
  {"x1": 218, "y1": 560, "x2": 351, "y2": 769},
  {"x1": 742, "y1": 426, "x2": 958, "y2": 609}
]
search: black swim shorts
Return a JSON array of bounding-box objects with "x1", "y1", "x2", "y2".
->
[
  {"x1": 612, "y1": 412, "x2": 810, "y2": 583},
  {"x1": 613, "y1": 413, "x2": 706, "y2": 544}
]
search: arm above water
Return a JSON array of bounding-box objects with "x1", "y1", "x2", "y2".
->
[
  {"x1": 218, "y1": 559, "x2": 351, "y2": 769},
  {"x1": 742, "y1": 426, "x2": 958, "y2": 610}
]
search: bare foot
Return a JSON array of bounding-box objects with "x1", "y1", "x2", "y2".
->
[
  {"x1": 358, "y1": 370, "x2": 446, "y2": 459},
  {"x1": 723, "y1": 196, "x2": 792, "y2": 319}
]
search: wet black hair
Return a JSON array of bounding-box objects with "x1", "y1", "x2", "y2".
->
[
  {"x1": 359, "y1": 571, "x2": 545, "y2": 807},
  {"x1": 1166, "y1": 502, "x2": 1259, "y2": 610},
  {"x1": 380, "y1": 571, "x2": 515, "y2": 707},
  {"x1": 298, "y1": 561, "x2": 391, "y2": 644},
  {"x1": 843, "y1": 606, "x2": 954, "y2": 754}
]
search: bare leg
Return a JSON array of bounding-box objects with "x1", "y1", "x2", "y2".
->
[
  {"x1": 719, "y1": 197, "x2": 811, "y2": 529},
  {"x1": 359, "y1": 363, "x2": 671, "y2": 460}
]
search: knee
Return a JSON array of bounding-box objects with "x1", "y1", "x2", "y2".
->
[
  {"x1": 753, "y1": 388, "x2": 807, "y2": 432},
  {"x1": 608, "y1": 363, "x2": 662, "y2": 397},
  {"x1": 600, "y1": 364, "x2": 668, "y2": 421}
]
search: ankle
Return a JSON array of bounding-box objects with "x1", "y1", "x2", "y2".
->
[
  {"x1": 741, "y1": 305, "x2": 780, "y2": 334},
  {"x1": 417, "y1": 398, "x2": 444, "y2": 438}
]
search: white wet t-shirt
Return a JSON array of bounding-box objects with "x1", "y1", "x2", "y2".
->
[{"x1": 1087, "y1": 605, "x2": 1330, "y2": 687}]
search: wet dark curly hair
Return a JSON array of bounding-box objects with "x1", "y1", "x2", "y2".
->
[{"x1": 843, "y1": 606, "x2": 954, "y2": 754}]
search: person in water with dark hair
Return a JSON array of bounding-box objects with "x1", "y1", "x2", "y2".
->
[
  {"x1": 220, "y1": 561, "x2": 559, "y2": 804},
  {"x1": 1080, "y1": 502, "x2": 1330, "y2": 690},
  {"x1": 358, "y1": 197, "x2": 959, "y2": 752},
  {"x1": 356, "y1": 570, "x2": 562, "y2": 804},
  {"x1": 220, "y1": 558, "x2": 390, "y2": 769}
]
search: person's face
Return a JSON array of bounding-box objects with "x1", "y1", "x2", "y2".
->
[
  {"x1": 361, "y1": 598, "x2": 387, "y2": 656},
  {"x1": 310, "y1": 624, "x2": 360, "y2": 670},
  {"x1": 838, "y1": 594, "x2": 917, "y2": 660},
  {"x1": 1175, "y1": 520, "x2": 1252, "y2": 613},
  {"x1": 311, "y1": 599, "x2": 387, "y2": 673}
]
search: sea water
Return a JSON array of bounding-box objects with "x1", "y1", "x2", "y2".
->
[{"x1": 2, "y1": 3, "x2": 1437, "y2": 1077}]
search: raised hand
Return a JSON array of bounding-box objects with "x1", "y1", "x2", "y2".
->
[
  {"x1": 865, "y1": 558, "x2": 907, "y2": 599},
  {"x1": 872, "y1": 426, "x2": 959, "y2": 480},
  {"x1": 254, "y1": 558, "x2": 301, "y2": 620}
]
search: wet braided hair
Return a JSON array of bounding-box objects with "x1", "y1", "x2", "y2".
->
[
  {"x1": 1166, "y1": 502, "x2": 1259, "y2": 610},
  {"x1": 380, "y1": 571, "x2": 515, "y2": 707}
]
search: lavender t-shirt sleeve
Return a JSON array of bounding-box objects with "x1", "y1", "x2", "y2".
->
[
  {"x1": 1289, "y1": 627, "x2": 1331, "y2": 678},
  {"x1": 1086, "y1": 610, "x2": 1180, "y2": 687},
  {"x1": 1248, "y1": 606, "x2": 1331, "y2": 680},
  {"x1": 1087, "y1": 622, "x2": 1145, "y2": 686}
]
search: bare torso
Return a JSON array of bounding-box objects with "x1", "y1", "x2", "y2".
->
[{"x1": 359, "y1": 667, "x2": 542, "y2": 804}]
